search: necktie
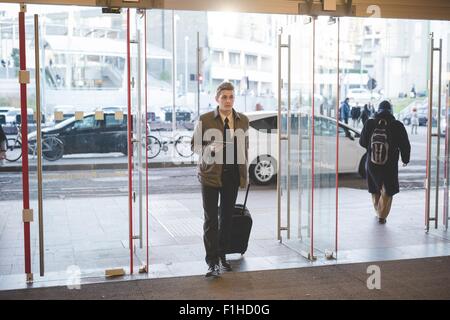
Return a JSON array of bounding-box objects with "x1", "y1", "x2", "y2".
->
[{"x1": 224, "y1": 117, "x2": 230, "y2": 165}]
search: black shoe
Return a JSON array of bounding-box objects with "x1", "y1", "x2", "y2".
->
[
  {"x1": 220, "y1": 256, "x2": 232, "y2": 272},
  {"x1": 205, "y1": 264, "x2": 220, "y2": 277},
  {"x1": 378, "y1": 218, "x2": 386, "y2": 224}
]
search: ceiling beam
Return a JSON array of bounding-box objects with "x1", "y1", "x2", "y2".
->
[{"x1": 0, "y1": 0, "x2": 449, "y2": 20}]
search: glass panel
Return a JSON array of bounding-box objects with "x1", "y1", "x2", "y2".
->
[
  {"x1": 444, "y1": 80, "x2": 450, "y2": 230},
  {"x1": 278, "y1": 15, "x2": 314, "y2": 259},
  {"x1": 0, "y1": 5, "x2": 34, "y2": 277},
  {"x1": 429, "y1": 21, "x2": 450, "y2": 234},
  {"x1": 29, "y1": 5, "x2": 128, "y2": 278},
  {"x1": 312, "y1": 16, "x2": 338, "y2": 259},
  {"x1": 143, "y1": 9, "x2": 203, "y2": 269},
  {"x1": 130, "y1": 8, "x2": 149, "y2": 272}
]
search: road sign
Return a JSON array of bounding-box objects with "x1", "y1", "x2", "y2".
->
[{"x1": 367, "y1": 78, "x2": 377, "y2": 90}]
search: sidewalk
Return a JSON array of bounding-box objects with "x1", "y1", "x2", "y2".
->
[
  {"x1": 1, "y1": 187, "x2": 450, "y2": 290},
  {"x1": 0, "y1": 150, "x2": 198, "y2": 172}
]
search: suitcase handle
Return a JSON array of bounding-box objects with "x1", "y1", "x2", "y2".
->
[{"x1": 242, "y1": 183, "x2": 250, "y2": 214}]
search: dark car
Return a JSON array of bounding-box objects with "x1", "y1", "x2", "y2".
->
[
  {"x1": 402, "y1": 107, "x2": 437, "y2": 126},
  {"x1": 28, "y1": 112, "x2": 128, "y2": 156}
]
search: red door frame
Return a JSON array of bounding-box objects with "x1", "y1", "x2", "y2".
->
[{"x1": 19, "y1": 8, "x2": 32, "y2": 280}]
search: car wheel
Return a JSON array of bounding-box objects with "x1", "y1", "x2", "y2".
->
[{"x1": 249, "y1": 156, "x2": 277, "y2": 185}]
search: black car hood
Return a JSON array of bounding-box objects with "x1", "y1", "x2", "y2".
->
[{"x1": 41, "y1": 127, "x2": 60, "y2": 134}]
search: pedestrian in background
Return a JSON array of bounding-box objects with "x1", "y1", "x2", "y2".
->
[
  {"x1": 361, "y1": 104, "x2": 371, "y2": 126},
  {"x1": 0, "y1": 123, "x2": 6, "y2": 165},
  {"x1": 340, "y1": 98, "x2": 350, "y2": 125},
  {"x1": 411, "y1": 107, "x2": 419, "y2": 135}
]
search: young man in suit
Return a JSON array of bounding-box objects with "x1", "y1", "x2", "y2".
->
[{"x1": 191, "y1": 81, "x2": 249, "y2": 277}]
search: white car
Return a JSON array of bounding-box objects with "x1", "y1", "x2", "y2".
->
[
  {"x1": 440, "y1": 109, "x2": 449, "y2": 136},
  {"x1": 245, "y1": 111, "x2": 366, "y2": 185},
  {"x1": 4, "y1": 107, "x2": 35, "y2": 124},
  {"x1": 0, "y1": 106, "x2": 14, "y2": 124}
]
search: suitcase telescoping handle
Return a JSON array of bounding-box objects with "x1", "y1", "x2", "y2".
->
[{"x1": 242, "y1": 183, "x2": 250, "y2": 214}]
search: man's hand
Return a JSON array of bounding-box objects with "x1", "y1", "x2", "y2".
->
[{"x1": 402, "y1": 163, "x2": 408, "y2": 167}]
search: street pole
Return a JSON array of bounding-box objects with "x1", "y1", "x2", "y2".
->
[
  {"x1": 40, "y1": 16, "x2": 46, "y2": 113},
  {"x1": 196, "y1": 31, "x2": 200, "y2": 117},
  {"x1": 171, "y1": 12, "x2": 179, "y2": 133},
  {"x1": 184, "y1": 36, "x2": 188, "y2": 108}
]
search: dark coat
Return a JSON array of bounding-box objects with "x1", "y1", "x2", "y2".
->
[
  {"x1": 0, "y1": 124, "x2": 6, "y2": 144},
  {"x1": 361, "y1": 107, "x2": 370, "y2": 125},
  {"x1": 340, "y1": 101, "x2": 350, "y2": 120},
  {"x1": 359, "y1": 111, "x2": 411, "y2": 196}
]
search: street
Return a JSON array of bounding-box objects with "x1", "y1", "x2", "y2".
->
[{"x1": 0, "y1": 126, "x2": 445, "y2": 200}]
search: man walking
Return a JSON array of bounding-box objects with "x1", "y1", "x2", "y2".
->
[
  {"x1": 359, "y1": 100, "x2": 411, "y2": 224},
  {"x1": 340, "y1": 98, "x2": 350, "y2": 124},
  {"x1": 191, "y1": 82, "x2": 249, "y2": 277}
]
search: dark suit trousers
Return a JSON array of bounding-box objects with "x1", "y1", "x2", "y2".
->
[{"x1": 201, "y1": 166, "x2": 240, "y2": 266}]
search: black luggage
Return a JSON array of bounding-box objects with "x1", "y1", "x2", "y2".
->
[{"x1": 226, "y1": 184, "x2": 252, "y2": 255}]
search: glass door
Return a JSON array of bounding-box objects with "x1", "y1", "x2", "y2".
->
[
  {"x1": 128, "y1": 8, "x2": 149, "y2": 274},
  {"x1": 277, "y1": 15, "x2": 339, "y2": 261},
  {"x1": 312, "y1": 16, "x2": 339, "y2": 259},
  {"x1": 277, "y1": 15, "x2": 314, "y2": 260},
  {"x1": 13, "y1": 4, "x2": 132, "y2": 280},
  {"x1": 425, "y1": 21, "x2": 450, "y2": 234}
]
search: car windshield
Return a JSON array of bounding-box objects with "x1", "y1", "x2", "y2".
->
[{"x1": 53, "y1": 116, "x2": 77, "y2": 129}]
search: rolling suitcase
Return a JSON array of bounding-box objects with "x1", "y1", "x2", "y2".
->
[{"x1": 226, "y1": 183, "x2": 252, "y2": 255}]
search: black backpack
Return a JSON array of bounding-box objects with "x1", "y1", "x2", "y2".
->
[{"x1": 370, "y1": 119, "x2": 390, "y2": 165}]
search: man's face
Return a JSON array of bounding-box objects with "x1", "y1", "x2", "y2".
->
[{"x1": 216, "y1": 90, "x2": 234, "y2": 113}]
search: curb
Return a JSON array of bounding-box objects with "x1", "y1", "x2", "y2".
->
[{"x1": 0, "y1": 161, "x2": 197, "y2": 172}]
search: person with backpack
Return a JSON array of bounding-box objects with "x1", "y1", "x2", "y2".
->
[{"x1": 359, "y1": 100, "x2": 411, "y2": 224}]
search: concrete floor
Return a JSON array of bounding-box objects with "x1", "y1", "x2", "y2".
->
[
  {"x1": 2, "y1": 256, "x2": 450, "y2": 300},
  {"x1": 1, "y1": 187, "x2": 450, "y2": 291}
]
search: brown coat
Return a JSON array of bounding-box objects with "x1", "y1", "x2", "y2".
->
[{"x1": 191, "y1": 107, "x2": 249, "y2": 188}]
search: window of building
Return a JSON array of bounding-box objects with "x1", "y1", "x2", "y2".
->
[
  {"x1": 245, "y1": 54, "x2": 258, "y2": 69},
  {"x1": 212, "y1": 50, "x2": 224, "y2": 64},
  {"x1": 261, "y1": 57, "x2": 272, "y2": 71},
  {"x1": 229, "y1": 52, "x2": 240, "y2": 66}
]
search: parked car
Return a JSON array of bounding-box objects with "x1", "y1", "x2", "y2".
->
[
  {"x1": 3, "y1": 108, "x2": 36, "y2": 134},
  {"x1": 0, "y1": 106, "x2": 15, "y2": 124},
  {"x1": 102, "y1": 105, "x2": 126, "y2": 113},
  {"x1": 28, "y1": 111, "x2": 128, "y2": 156},
  {"x1": 245, "y1": 111, "x2": 366, "y2": 185},
  {"x1": 347, "y1": 88, "x2": 381, "y2": 106},
  {"x1": 402, "y1": 106, "x2": 437, "y2": 127},
  {"x1": 53, "y1": 105, "x2": 76, "y2": 124},
  {"x1": 439, "y1": 109, "x2": 450, "y2": 136}
]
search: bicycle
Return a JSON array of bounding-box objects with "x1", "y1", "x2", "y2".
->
[
  {"x1": 145, "y1": 125, "x2": 193, "y2": 159},
  {"x1": 5, "y1": 124, "x2": 64, "y2": 162}
]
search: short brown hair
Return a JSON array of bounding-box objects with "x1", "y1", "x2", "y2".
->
[{"x1": 216, "y1": 81, "x2": 234, "y2": 98}]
